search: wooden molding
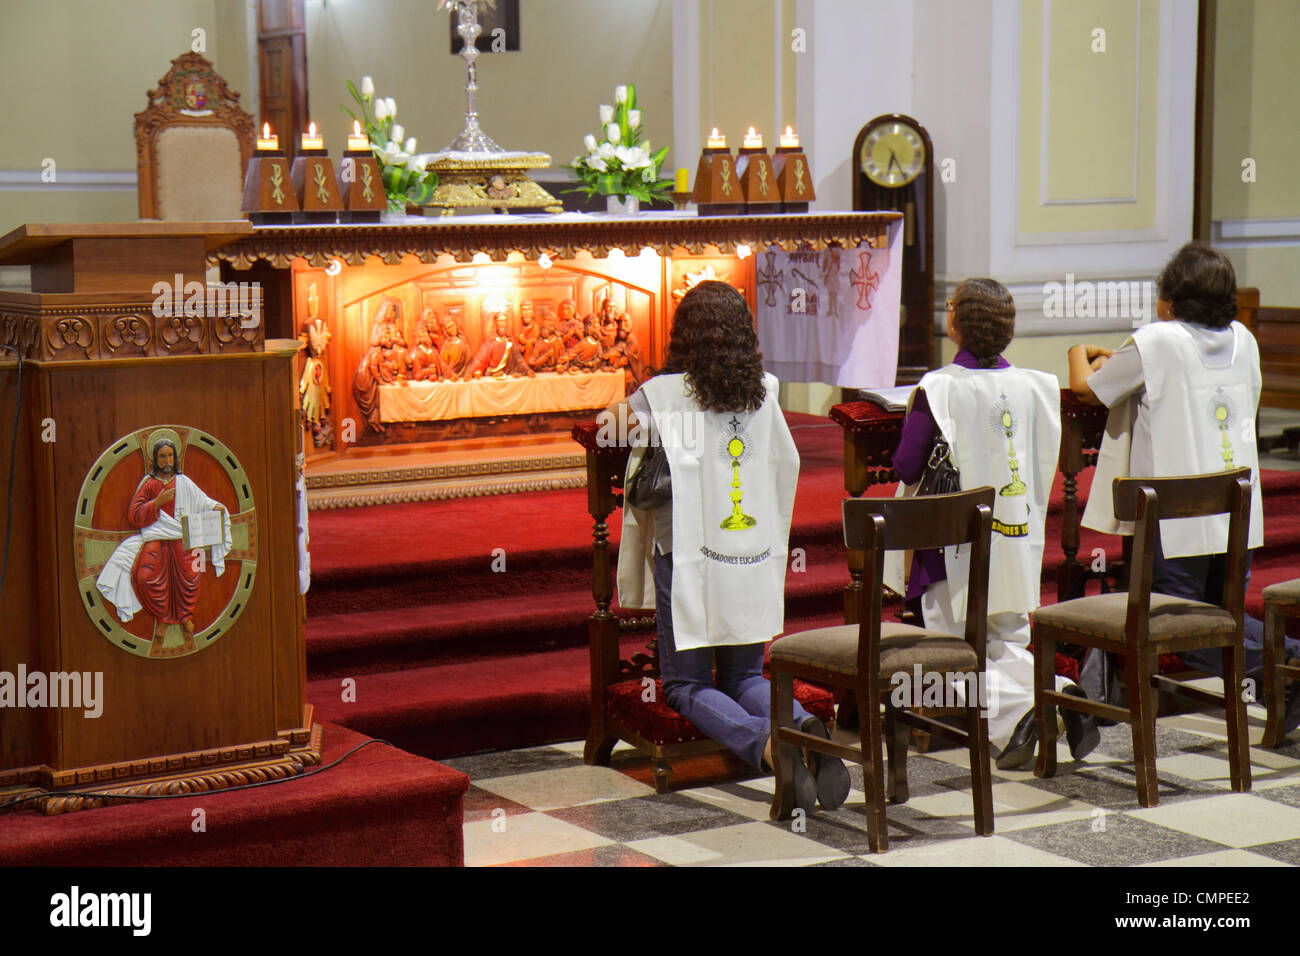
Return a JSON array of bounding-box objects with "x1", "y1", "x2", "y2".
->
[{"x1": 211, "y1": 213, "x2": 903, "y2": 271}]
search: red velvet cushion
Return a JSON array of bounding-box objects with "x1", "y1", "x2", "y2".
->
[{"x1": 605, "y1": 678, "x2": 836, "y2": 747}]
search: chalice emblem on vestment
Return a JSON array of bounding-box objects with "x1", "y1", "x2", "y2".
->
[
  {"x1": 992, "y1": 397, "x2": 1027, "y2": 498},
  {"x1": 720, "y1": 416, "x2": 757, "y2": 530},
  {"x1": 1212, "y1": 389, "x2": 1236, "y2": 467}
]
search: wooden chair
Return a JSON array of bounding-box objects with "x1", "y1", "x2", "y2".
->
[
  {"x1": 769, "y1": 487, "x2": 996, "y2": 853},
  {"x1": 1031, "y1": 469, "x2": 1253, "y2": 807},
  {"x1": 134, "y1": 52, "x2": 254, "y2": 220},
  {"x1": 1262, "y1": 578, "x2": 1300, "y2": 748}
]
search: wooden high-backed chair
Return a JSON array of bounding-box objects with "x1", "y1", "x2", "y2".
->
[
  {"x1": 134, "y1": 52, "x2": 254, "y2": 221},
  {"x1": 769, "y1": 487, "x2": 996, "y2": 853},
  {"x1": 1262, "y1": 578, "x2": 1300, "y2": 748},
  {"x1": 1031, "y1": 469, "x2": 1254, "y2": 807}
]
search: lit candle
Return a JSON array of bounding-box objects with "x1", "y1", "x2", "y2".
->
[
  {"x1": 346, "y1": 120, "x2": 368, "y2": 151},
  {"x1": 706, "y1": 127, "x2": 726, "y2": 149},
  {"x1": 256, "y1": 122, "x2": 278, "y2": 151},
  {"x1": 301, "y1": 121, "x2": 324, "y2": 151},
  {"x1": 674, "y1": 167, "x2": 689, "y2": 192},
  {"x1": 779, "y1": 126, "x2": 800, "y2": 149},
  {"x1": 743, "y1": 126, "x2": 763, "y2": 149}
]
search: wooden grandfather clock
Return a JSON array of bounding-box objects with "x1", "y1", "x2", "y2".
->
[{"x1": 852, "y1": 114, "x2": 934, "y2": 384}]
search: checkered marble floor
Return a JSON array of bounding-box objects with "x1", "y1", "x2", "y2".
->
[{"x1": 448, "y1": 694, "x2": 1300, "y2": 866}]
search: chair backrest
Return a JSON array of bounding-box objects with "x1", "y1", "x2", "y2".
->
[
  {"x1": 843, "y1": 487, "x2": 995, "y2": 670},
  {"x1": 1113, "y1": 468, "x2": 1252, "y2": 629},
  {"x1": 134, "y1": 52, "x2": 254, "y2": 220}
]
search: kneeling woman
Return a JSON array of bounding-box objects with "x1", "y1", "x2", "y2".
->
[
  {"x1": 890, "y1": 278, "x2": 1098, "y2": 768},
  {"x1": 616, "y1": 281, "x2": 849, "y2": 811}
]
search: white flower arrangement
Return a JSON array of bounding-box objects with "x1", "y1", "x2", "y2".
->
[
  {"x1": 569, "y1": 83, "x2": 671, "y2": 205},
  {"x1": 344, "y1": 76, "x2": 438, "y2": 211}
]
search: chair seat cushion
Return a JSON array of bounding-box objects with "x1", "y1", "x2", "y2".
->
[
  {"x1": 1032, "y1": 591, "x2": 1236, "y2": 643},
  {"x1": 1263, "y1": 578, "x2": 1300, "y2": 607},
  {"x1": 770, "y1": 623, "x2": 978, "y2": 678},
  {"x1": 604, "y1": 677, "x2": 835, "y2": 747}
]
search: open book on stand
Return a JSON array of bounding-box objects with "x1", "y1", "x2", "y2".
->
[{"x1": 857, "y1": 384, "x2": 917, "y2": 412}]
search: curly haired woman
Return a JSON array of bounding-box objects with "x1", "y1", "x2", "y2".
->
[{"x1": 615, "y1": 280, "x2": 850, "y2": 812}]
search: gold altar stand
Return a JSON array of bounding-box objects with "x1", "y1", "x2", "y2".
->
[
  {"x1": 213, "y1": 211, "x2": 902, "y2": 507},
  {"x1": 0, "y1": 222, "x2": 320, "y2": 813}
]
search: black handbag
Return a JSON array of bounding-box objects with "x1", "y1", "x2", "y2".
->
[
  {"x1": 625, "y1": 442, "x2": 671, "y2": 510},
  {"x1": 916, "y1": 437, "x2": 960, "y2": 497}
]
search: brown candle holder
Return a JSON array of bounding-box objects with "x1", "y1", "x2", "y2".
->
[
  {"x1": 241, "y1": 149, "x2": 298, "y2": 225},
  {"x1": 774, "y1": 146, "x2": 815, "y2": 213},
  {"x1": 290, "y1": 149, "x2": 343, "y2": 224},
  {"x1": 336, "y1": 150, "x2": 387, "y2": 223},
  {"x1": 691, "y1": 148, "x2": 743, "y2": 217},
  {"x1": 736, "y1": 147, "x2": 781, "y2": 215}
]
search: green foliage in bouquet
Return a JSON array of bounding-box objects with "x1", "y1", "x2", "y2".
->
[
  {"x1": 343, "y1": 76, "x2": 439, "y2": 212},
  {"x1": 568, "y1": 84, "x2": 672, "y2": 205}
]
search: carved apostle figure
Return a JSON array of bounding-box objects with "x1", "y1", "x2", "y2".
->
[
  {"x1": 467, "y1": 309, "x2": 534, "y2": 379},
  {"x1": 525, "y1": 313, "x2": 565, "y2": 372},
  {"x1": 617, "y1": 313, "x2": 647, "y2": 389},
  {"x1": 408, "y1": 319, "x2": 448, "y2": 381},
  {"x1": 517, "y1": 300, "x2": 540, "y2": 352},
  {"x1": 439, "y1": 314, "x2": 472, "y2": 379},
  {"x1": 556, "y1": 299, "x2": 583, "y2": 349},
  {"x1": 421, "y1": 307, "x2": 445, "y2": 350},
  {"x1": 558, "y1": 314, "x2": 605, "y2": 374},
  {"x1": 353, "y1": 324, "x2": 405, "y2": 431}
]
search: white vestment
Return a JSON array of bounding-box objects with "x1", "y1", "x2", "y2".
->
[
  {"x1": 884, "y1": 364, "x2": 1064, "y2": 748},
  {"x1": 1082, "y1": 320, "x2": 1263, "y2": 557},
  {"x1": 96, "y1": 473, "x2": 232, "y2": 622},
  {"x1": 616, "y1": 372, "x2": 799, "y2": 650},
  {"x1": 886, "y1": 364, "x2": 1061, "y2": 621}
]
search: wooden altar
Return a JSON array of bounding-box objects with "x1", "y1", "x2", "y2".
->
[
  {"x1": 212, "y1": 211, "x2": 902, "y2": 507},
  {"x1": 0, "y1": 222, "x2": 318, "y2": 813}
]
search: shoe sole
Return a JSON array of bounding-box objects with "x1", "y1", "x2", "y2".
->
[
  {"x1": 1062, "y1": 685, "x2": 1100, "y2": 760},
  {"x1": 801, "y1": 717, "x2": 850, "y2": 811},
  {"x1": 995, "y1": 737, "x2": 1036, "y2": 771}
]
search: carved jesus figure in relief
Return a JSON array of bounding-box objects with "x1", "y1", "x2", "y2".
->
[
  {"x1": 96, "y1": 438, "x2": 230, "y2": 641},
  {"x1": 467, "y1": 310, "x2": 534, "y2": 379}
]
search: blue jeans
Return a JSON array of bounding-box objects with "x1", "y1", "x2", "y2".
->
[
  {"x1": 1151, "y1": 539, "x2": 1300, "y2": 685},
  {"x1": 654, "y1": 551, "x2": 812, "y2": 769}
]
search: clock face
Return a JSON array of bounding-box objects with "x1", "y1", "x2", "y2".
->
[{"x1": 860, "y1": 121, "x2": 926, "y2": 187}]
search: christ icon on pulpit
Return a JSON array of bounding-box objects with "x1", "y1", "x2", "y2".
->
[{"x1": 96, "y1": 432, "x2": 232, "y2": 651}]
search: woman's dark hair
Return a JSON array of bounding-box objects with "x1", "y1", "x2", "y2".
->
[
  {"x1": 662, "y1": 280, "x2": 766, "y2": 412},
  {"x1": 952, "y1": 277, "x2": 1015, "y2": 368},
  {"x1": 1158, "y1": 242, "x2": 1237, "y2": 330}
]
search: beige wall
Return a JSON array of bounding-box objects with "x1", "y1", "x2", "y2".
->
[
  {"x1": 1211, "y1": 0, "x2": 1300, "y2": 306},
  {"x1": 0, "y1": 0, "x2": 250, "y2": 225},
  {"x1": 306, "y1": 0, "x2": 672, "y2": 171}
]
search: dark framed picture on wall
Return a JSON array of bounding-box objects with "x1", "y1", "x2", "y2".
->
[{"x1": 449, "y1": 0, "x2": 521, "y2": 53}]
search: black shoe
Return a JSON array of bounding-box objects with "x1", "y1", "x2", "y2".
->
[
  {"x1": 996, "y1": 709, "x2": 1037, "y2": 770},
  {"x1": 792, "y1": 751, "x2": 818, "y2": 813},
  {"x1": 800, "y1": 716, "x2": 850, "y2": 811},
  {"x1": 1061, "y1": 684, "x2": 1100, "y2": 760},
  {"x1": 1283, "y1": 683, "x2": 1300, "y2": 737}
]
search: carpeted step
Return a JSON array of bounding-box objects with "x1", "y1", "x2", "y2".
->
[{"x1": 0, "y1": 724, "x2": 469, "y2": 866}]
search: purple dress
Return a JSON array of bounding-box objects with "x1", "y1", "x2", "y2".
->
[{"x1": 893, "y1": 349, "x2": 1010, "y2": 599}]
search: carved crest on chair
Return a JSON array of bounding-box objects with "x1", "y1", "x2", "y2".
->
[{"x1": 133, "y1": 52, "x2": 254, "y2": 219}]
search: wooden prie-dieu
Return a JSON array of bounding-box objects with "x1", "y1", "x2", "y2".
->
[{"x1": 0, "y1": 222, "x2": 319, "y2": 814}]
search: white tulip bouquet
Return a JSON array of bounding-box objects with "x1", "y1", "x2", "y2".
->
[
  {"x1": 343, "y1": 75, "x2": 439, "y2": 212},
  {"x1": 569, "y1": 84, "x2": 671, "y2": 206}
]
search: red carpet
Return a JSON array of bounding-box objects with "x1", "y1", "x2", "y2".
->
[
  {"x1": 304, "y1": 413, "x2": 1300, "y2": 761},
  {"x1": 0, "y1": 724, "x2": 469, "y2": 866}
]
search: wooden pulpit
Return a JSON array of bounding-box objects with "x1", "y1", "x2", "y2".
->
[{"x1": 0, "y1": 222, "x2": 319, "y2": 814}]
